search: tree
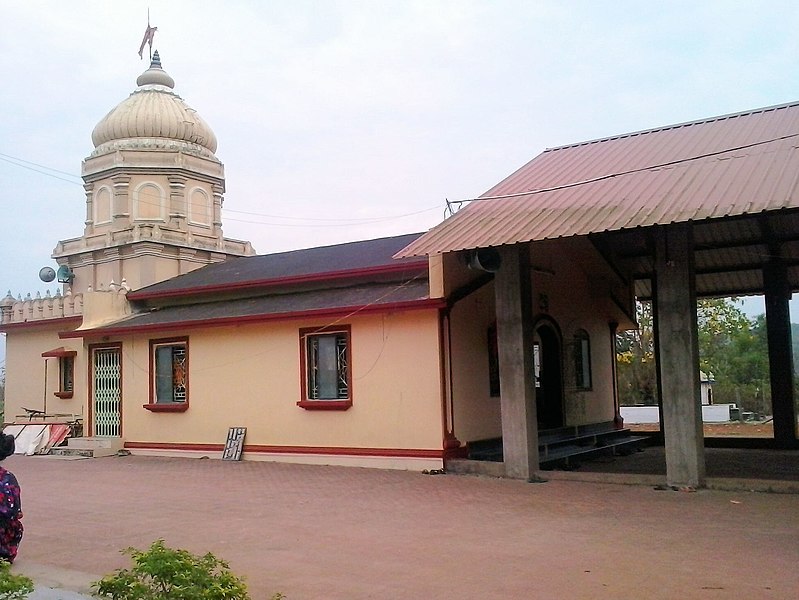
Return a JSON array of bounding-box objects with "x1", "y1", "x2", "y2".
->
[
  {"x1": 616, "y1": 301, "x2": 656, "y2": 405},
  {"x1": 616, "y1": 297, "x2": 771, "y2": 412}
]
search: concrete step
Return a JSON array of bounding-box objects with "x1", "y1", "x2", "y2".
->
[
  {"x1": 48, "y1": 447, "x2": 95, "y2": 458},
  {"x1": 48, "y1": 437, "x2": 124, "y2": 458}
]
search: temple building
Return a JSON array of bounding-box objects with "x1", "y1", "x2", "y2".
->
[{"x1": 3, "y1": 49, "x2": 797, "y2": 487}]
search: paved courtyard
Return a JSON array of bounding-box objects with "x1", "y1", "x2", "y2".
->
[{"x1": 6, "y1": 454, "x2": 799, "y2": 599}]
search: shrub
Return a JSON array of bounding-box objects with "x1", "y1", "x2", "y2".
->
[
  {"x1": 92, "y1": 539, "x2": 265, "y2": 600},
  {"x1": 0, "y1": 559, "x2": 34, "y2": 600}
]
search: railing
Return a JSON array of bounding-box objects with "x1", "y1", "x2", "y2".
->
[{"x1": 0, "y1": 288, "x2": 84, "y2": 325}]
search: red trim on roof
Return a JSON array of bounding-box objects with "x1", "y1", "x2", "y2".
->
[
  {"x1": 124, "y1": 441, "x2": 444, "y2": 459},
  {"x1": 127, "y1": 261, "x2": 430, "y2": 301},
  {"x1": 59, "y1": 298, "x2": 446, "y2": 339},
  {"x1": 41, "y1": 347, "x2": 78, "y2": 358},
  {"x1": 0, "y1": 316, "x2": 82, "y2": 333}
]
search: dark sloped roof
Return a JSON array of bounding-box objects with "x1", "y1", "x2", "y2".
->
[
  {"x1": 398, "y1": 101, "x2": 799, "y2": 257},
  {"x1": 64, "y1": 279, "x2": 438, "y2": 337},
  {"x1": 130, "y1": 232, "x2": 425, "y2": 299}
]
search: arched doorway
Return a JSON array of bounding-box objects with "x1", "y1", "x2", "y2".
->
[{"x1": 534, "y1": 319, "x2": 564, "y2": 430}]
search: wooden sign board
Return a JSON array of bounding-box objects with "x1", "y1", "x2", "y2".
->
[{"x1": 222, "y1": 427, "x2": 246, "y2": 461}]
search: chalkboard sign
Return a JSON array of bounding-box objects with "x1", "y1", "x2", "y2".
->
[{"x1": 222, "y1": 427, "x2": 246, "y2": 461}]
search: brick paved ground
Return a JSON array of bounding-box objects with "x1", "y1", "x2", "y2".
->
[{"x1": 6, "y1": 454, "x2": 799, "y2": 600}]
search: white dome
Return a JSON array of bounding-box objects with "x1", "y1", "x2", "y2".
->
[{"x1": 90, "y1": 52, "x2": 218, "y2": 158}]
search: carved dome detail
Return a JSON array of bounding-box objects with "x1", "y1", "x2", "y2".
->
[{"x1": 90, "y1": 51, "x2": 218, "y2": 158}]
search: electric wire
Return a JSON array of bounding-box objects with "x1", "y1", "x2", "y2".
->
[
  {"x1": 0, "y1": 149, "x2": 441, "y2": 227},
  {"x1": 118, "y1": 266, "x2": 429, "y2": 376},
  {"x1": 445, "y1": 132, "x2": 799, "y2": 208}
]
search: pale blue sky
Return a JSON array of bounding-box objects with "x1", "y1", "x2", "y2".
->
[{"x1": 2, "y1": 0, "x2": 799, "y2": 368}]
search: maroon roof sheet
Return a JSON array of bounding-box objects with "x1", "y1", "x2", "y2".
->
[
  {"x1": 130, "y1": 232, "x2": 425, "y2": 299},
  {"x1": 64, "y1": 279, "x2": 436, "y2": 337},
  {"x1": 398, "y1": 101, "x2": 799, "y2": 257}
]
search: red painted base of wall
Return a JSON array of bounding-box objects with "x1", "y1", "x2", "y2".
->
[{"x1": 124, "y1": 441, "x2": 444, "y2": 460}]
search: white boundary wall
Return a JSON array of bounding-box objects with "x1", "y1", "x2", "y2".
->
[{"x1": 621, "y1": 404, "x2": 733, "y2": 424}]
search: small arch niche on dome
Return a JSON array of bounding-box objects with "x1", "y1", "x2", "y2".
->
[
  {"x1": 94, "y1": 185, "x2": 113, "y2": 225},
  {"x1": 188, "y1": 186, "x2": 212, "y2": 227},
  {"x1": 134, "y1": 181, "x2": 167, "y2": 222}
]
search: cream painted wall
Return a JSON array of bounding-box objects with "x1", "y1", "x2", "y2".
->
[
  {"x1": 448, "y1": 283, "x2": 502, "y2": 443},
  {"x1": 108, "y1": 309, "x2": 444, "y2": 453},
  {"x1": 529, "y1": 239, "x2": 619, "y2": 426},
  {"x1": 3, "y1": 327, "x2": 86, "y2": 423},
  {"x1": 74, "y1": 250, "x2": 214, "y2": 293},
  {"x1": 446, "y1": 239, "x2": 624, "y2": 443}
]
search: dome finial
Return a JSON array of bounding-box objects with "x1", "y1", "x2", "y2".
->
[{"x1": 136, "y1": 50, "x2": 175, "y2": 89}]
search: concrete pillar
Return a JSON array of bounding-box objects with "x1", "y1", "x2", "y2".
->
[
  {"x1": 83, "y1": 182, "x2": 94, "y2": 233},
  {"x1": 212, "y1": 184, "x2": 224, "y2": 229},
  {"x1": 111, "y1": 175, "x2": 131, "y2": 226},
  {"x1": 763, "y1": 261, "x2": 798, "y2": 448},
  {"x1": 654, "y1": 224, "x2": 705, "y2": 488},
  {"x1": 494, "y1": 244, "x2": 539, "y2": 479},
  {"x1": 168, "y1": 176, "x2": 188, "y2": 228}
]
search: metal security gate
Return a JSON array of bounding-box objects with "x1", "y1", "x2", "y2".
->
[{"x1": 93, "y1": 346, "x2": 121, "y2": 437}]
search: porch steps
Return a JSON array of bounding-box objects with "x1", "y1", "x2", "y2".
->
[
  {"x1": 463, "y1": 422, "x2": 648, "y2": 470},
  {"x1": 538, "y1": 423, "x2": 648, "y2": 470},
  {"x1": 48, "y1": 437, "x2": 124, "y2": 458}
]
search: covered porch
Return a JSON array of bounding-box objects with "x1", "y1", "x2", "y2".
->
[{"x1": 398, "y1": 101, "x2": 799, "y2": 488}]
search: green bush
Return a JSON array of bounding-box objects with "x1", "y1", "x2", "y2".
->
[
  {"x1": 92, "y1": 539, "x2": 280, "y2": 600},
  {"x1": 0, "y1": 559, "x2": 34, "y2": 600}
]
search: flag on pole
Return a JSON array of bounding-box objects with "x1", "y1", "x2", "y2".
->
[{"x1": 138, "y1": 24, "x2": 157, "y2": 59}]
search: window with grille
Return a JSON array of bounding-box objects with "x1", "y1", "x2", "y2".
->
[
  {"x1": 574, "y1": 329, "x2": 592, "y2": 390},
  {"x1": 43, "y1": 348, "x2": 77, "y2": 399},
  {"x1": 299, "y1": 327, "x2": 352, "y2": 410},
  {"x1": 60, "y1": 355, "x2": 74, "y2": 394},
  {"x1": 147, "y1": 338, "x2": 189, "y2": 411},
  {"x1": 487, "y1": 322, "x2": 500, "y2": 397}
]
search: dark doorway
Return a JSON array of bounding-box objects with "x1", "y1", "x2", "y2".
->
[{"x1": 536, "y1": 321, "x2": 564, "y2": 429}]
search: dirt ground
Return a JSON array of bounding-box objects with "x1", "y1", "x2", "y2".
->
[{"x1": 629, "y1": 420, "x2": 776, "y2": 437}]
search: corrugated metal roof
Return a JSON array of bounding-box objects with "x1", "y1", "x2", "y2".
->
[{"x1": 398, "y1": 101, "x2": 799, "y2": 257}]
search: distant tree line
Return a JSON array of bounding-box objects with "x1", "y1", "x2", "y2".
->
[{"x1": 616, "y1": 298, "x2": 795, "y2": 415}]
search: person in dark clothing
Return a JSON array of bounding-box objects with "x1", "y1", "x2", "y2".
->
[{"x1": 0, "y1": 434, "x2": 23, "y2": 563}]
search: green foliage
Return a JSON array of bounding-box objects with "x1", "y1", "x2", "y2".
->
[
  {"x1": 617, "y1": 297, "x2": 774, "y2": 412},
  {"x1": 92, "y1": 539, "x2": 264, "y2": 600},
  {"x1": 697, "y1": 301, "x2": 770, "y2": 410},
  {"x1": 0, "y1": 559, "x2": 34, "y2": 600},
  {"x1": 616, "y1": 301, "x2": 657, "y2": 405}
]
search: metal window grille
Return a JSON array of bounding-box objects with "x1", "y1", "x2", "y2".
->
[
  {"x1": 60, "y1": 355, "x2": 74, "y2": 392},
  {"x1": 307, "y1": 333, "x2": 348, "y2": 400},
  {"x1": 94, "y1": 348, "x2": 121, "y2": 437},
  {"x1": 155, "y1": 344, "x2": 187, "y2": 403},
  {"x1": 574, "y1": 331, "x2": 592, "y2": 389}
]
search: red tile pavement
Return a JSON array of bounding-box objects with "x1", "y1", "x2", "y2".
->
[{"x1": 7, "y1": 454, "x2": 799, "y2": 599}]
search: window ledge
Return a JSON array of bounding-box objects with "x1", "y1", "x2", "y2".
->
[
  {"x1": 296, "y1": 400, "x2": 352, "y2": 411},
  {"x1": 143, "y1": 403, "x2": 189, "y2": 413},
  {"x1": 53, "y1": 391, "x2": 74, "y2": 399}
]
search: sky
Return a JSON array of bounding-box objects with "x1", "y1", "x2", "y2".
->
[{"x1": 2, "y1": 0, "x2": 799, "y2": 368}]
